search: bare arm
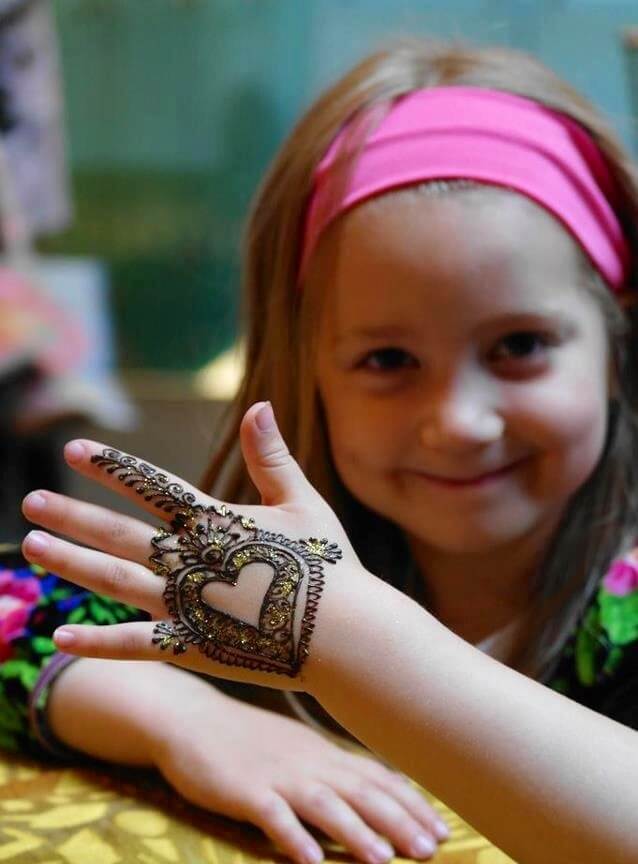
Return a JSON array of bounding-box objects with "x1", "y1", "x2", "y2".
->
[
  {"x1": 24, "y1": 413, "x2": 636, "y2": 863},
  {"x1": 45, "y1": 655, "x2": 450, "y2": 862},
  {"x1": 308, "y1": 574, "x2": 638, "y2": 864},
  {"x1": 46, "y1": 657, "x2": 218, "y2": 764},
  {"x1": 45, "y1": 576, "x2": 637, "y2": 863}
]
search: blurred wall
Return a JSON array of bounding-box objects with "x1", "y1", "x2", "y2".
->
[
  {"x1": 304, "y1": 1, "x2": 637, "y2": 153},
  {"x1": 46, "y1": 0, "x2": 638, "y2": 372},
  {"x1": 56, "y1": 1, "x2": 638, "y2": 161},
  {"x1": 49, "y1": 0, "x2": 638, "y2": 509}
]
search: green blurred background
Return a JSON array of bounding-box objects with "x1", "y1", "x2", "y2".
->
[{"x1": 40, "y1": 0, "x2": 638, "y2": 371}]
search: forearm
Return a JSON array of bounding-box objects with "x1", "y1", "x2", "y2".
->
[
  {"x1": 47, "y1": 657, "x2": 225, "y2": 765},
  {"x1": 309, "y1": 573, "x2": 638, "y2": 864}
]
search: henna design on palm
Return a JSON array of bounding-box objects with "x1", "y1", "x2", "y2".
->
[{"x1": 91, "y1": 449, "x2": 342, "y2": 676}]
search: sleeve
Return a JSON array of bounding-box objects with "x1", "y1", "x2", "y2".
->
[{"x1": 0, "y1": 546, "x2": 148, "y2": 760}]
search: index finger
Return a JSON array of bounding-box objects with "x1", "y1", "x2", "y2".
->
[{"x1": 64, "y1": 439, "x2": 216, "y2": 526}]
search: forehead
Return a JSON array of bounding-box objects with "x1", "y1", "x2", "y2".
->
[{"x1": 314, "y1": 187, "x2": 591, "y2": 337}]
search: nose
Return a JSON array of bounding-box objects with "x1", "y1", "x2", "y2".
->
[{"x1": 418, "y1": 372, "x2": 504, "y2": 451}]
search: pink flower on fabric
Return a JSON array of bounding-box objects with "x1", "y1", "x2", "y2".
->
[
  {"x1": 0, "y1": 569, "x2": 42, "y2": 661},
  {"x1": 602, "y1": 557, "x2": 638, "y2": 597}
]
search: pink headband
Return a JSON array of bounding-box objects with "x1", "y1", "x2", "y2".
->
[{"x1": 299, "y1": 86, "x2": 631, "y2": 292}]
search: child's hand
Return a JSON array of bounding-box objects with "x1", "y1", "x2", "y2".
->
[
  {"x1": 21, "y1": 402, "x2": 449, "y2": 859},
  {"x1": 20, "y1": 402, "x2": 365, "y2": 691},
  {"x1": 153, "y1": 688, "x2": 445, "y2": 863}
]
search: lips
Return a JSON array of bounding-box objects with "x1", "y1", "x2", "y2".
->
[{"x1": 413, "y1": 458, "x2": 528, "y2": 487}]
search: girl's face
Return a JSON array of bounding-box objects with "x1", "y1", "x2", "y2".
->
[{"x1": 314, "y1": 190, "x2": 611, "y2": 555}]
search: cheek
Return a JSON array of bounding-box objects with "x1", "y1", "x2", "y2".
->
[
  {"x1": 327, "y1": 405, "x2": 391, "y2": 472},
  {"x1": 510, "y1": 368, "x2": 609, "y2": 497},
  {"x1": 320, "y1": 388, "x2": 401, "y2": 493},
  {"x1": 545, "y1": 400, "x2": 607, "y2": 495}
]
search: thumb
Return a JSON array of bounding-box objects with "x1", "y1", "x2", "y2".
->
[{"x1": 240, "y1": 401, "x2": 312, "y2": 507}]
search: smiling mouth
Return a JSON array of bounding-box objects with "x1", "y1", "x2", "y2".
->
[{"x1": 414, "y1": 458, "x2": 529, "y2": 488}]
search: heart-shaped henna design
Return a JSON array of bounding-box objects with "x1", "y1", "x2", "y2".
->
[{"x1": 91, "y1": 449, "x2": 343, "y2": 676}]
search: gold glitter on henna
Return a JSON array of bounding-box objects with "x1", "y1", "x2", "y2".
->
[{"x1": 91, "y1": 448, "x2": 342, "y2": 676}]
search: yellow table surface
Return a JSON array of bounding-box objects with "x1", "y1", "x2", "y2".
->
[{"x1": 0, "y1": 753, "x2": 516, "y2": 864}]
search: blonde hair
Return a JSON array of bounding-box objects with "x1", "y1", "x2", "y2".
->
[{"x1": 200, "y1": 37, "x2": 638, "y2": 682}]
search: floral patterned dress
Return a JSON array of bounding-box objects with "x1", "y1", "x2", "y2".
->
[
  {"x1": 1, "y1": 544, "x2": 637, "y2": 761},
  {"x1": 545, "y1": 552, "x2": 638, "y2": 729},
  {"x1": 0, "y1": 545, "x2": 145, "y2": 759}
]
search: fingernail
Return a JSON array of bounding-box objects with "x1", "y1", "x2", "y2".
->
[
  {"x1": 411, "y1": 834, "x2": 436, "y2": 857},
  {"x1": 434, "y1": 819, "x2": 450, "y2": 840},
  {"x1": 64, "y1": 441, "x2": 85, "y2": 463},
  {"x1": 303, "y1": 844, "x2": 323, "y2": 864},
  {"x1": 24, "y1": 492, "x2": 46, "y2": 511},
  {"x1": 369, "y1": 840, "x2": 394, "y2": 863},
  {"x1": 255, "y1": 401, "x2": 275, "y2": 432},
  {"x1": 54, "y1": 628, "x2": 75, "y2": 647},
  {"x1": 24, "y1": 531, "x2": 49, "y2": 555}
]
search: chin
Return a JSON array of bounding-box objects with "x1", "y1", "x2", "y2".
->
[
  {"x1": 399, "y1": 502, "x2": 547, "y2": 555},
  {"x1": 415, "y1": 524, "x2": 529, "y2": 555}
]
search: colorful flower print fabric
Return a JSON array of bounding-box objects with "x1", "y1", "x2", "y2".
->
[
  {"x1": 547, "y1": 552, "x2": 638, "y2": 730},
  {"x1": 0, "y1": 549, "x2": 144, "y2": 757}
]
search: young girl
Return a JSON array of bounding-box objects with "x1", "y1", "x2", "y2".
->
[{"x1": 16, "y1": 36, "x2": 638, "y2": 863}]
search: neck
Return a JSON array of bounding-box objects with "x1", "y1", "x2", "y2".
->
[{"x1": 406, "y1": 520, "x2": 560, "y2": 646}]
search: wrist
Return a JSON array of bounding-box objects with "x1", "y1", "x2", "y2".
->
[
  {"x1": 145, "y1": 668, "x2": 235, "y2": 766},
  {"x1": 302, "y1": 565, "x2": 390, "y2": 697},
  {"x1": 29, "y1": 652, "x2": 85, "y2": 760},
  {"x1": 47, "y1": 658, "x2": 206, "y2": 766},
  {"x1": 303, "y1": 565, "x2": 441, "y2": 704}
]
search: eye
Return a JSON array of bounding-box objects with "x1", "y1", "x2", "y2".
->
[
  {"x1": 358, "y1": 347, "x2": 417, "y2": 371},
  {"x1": 489, "y1": 331, "x2": 556, "y2": 364}
]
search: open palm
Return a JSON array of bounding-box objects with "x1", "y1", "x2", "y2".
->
[{"x1": 22, "y1": 402, "x2": 359, "y2": 691}]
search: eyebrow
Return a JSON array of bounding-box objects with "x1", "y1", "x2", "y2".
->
[
  {"x1": 334, "y1": 311, "x2": 577, "y2": 347},
  {"x1": 334, "y1": 324, "x2": 414, "y2": 345}
]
